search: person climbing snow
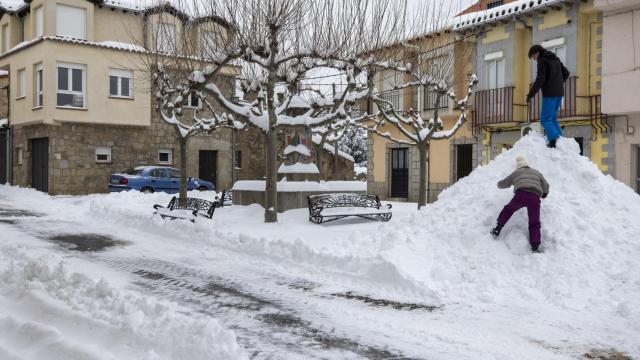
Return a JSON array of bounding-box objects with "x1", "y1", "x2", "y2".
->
[
  {"x1": 491, "y1": 155, "x2": 549, "y2": 253},
  {"x1": 527, "y1": 44, "x2": 570, "y2": 148}
]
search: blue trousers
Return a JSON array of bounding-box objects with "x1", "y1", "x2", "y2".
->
[{"x1": 541, "y1": 97, "x2": 563, "y2": 142}]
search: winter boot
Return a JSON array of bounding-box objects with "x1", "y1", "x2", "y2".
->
[
  {"x1": 547, "y1": 138, "x2": 557, "y2": 148},
  {"x1": 490, "y1": 224, "x2": 503, "y2": 238}
]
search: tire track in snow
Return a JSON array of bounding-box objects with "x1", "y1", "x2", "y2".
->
[{"x1": 102, "y1": 257, "x2": 421, "y2": 360}]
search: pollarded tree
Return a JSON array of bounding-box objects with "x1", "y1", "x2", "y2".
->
[
  {"x1": 139, "y1": 0, "x2": 440, "y2": 221},
  {"x1": 174, "y1": 0, "x2": 419, "y2": 222},
  {"x1": 153, "y1": 65, "x2": 243, "y2": 199}
]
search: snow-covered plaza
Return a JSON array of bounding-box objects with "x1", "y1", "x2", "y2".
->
[{"x1": 1, "y1": 135, "x2": 638, "y2": 360}]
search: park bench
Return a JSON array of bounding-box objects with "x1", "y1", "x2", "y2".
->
[
  {"x1": 307, "y1": 193, "x2": 392, "y2": 224},
  {"x1": 153, "y1": 197, "x2": 217, "y2": 222},
  {"x1": 215, "y1": 190, "x2": 233, "y2": 208}
]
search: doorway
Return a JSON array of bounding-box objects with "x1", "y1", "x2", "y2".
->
[
  {"x1": 391, "y1": 148, "x2": 409, "y2": 198},
  {"x1": 456, "y1": 144, "x2": 473, "y2": 181},
  {"x1": 31, "y1": 138, "x2": 49, "y2": 192},
  {"x1": 199, "y1": 150, "x2": 217, "y2": 185},
  {"x1": 0, "y1": 130, "x2": 7, "y2": 184}
]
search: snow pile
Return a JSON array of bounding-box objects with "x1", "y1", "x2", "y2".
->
[
  {"x1": 0, "y1": 242, "x2": 248, "y2": 360},
  {"x1": 392, "y1": 134, "x2": 640, "y2": 311}
]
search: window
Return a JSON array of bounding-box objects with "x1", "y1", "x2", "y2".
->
[
  {"x1": 2, "y1": 24, "x2": 9, "y2": 53},
  {"x1": 185, "y1": 92, "x2": 201, "y2": 108},
  {"x1": 95, "y1": 147, "x2": 111, "y2": 163},
  {"x1": 156, "y1": 22, "x2": 176, "y2": 53},
  {"x1": 57, "y1": 63, "x2": 86, "y2": 108},
  {"x1": 16, "y1": 147, "x2": 23, "y2": 165},
  {"x1": 35, "y1": 6, "x2": 43, "y2": 37},
  {"x1": 424, "y1": 91, "x2": 449, "y2": 110},
  {"x1": 168, "y1": 169, "x2": 180, "y2": 178},
  {"x1": 487, "y1": 0, "x2": 504, "y2": 9},
  {"x1": 17, "y1": 68, "x2": 26, "y2": 99},
  {"x1": 56, "y1": 4, "x2": 86, "y2": 39},
  {"x1": 486, "y1": 57, "x2": 505, "y2": 89},
  {"x1": 34, "y1": 63, "x2": 43, "y2": 107},
  {"x1": 235, "y1": 151, "x2": 242, "y2": 169},
  {"x1": 158, "y1": 149, "x2": 172, "y2": 164},
  {"x1": 542, "y1": 37, "x2": 567, "y2": 64},
  {"x1": 108, "y1": 69, "x2": 133, "y2": 98},
  {"x1": 381, "y1": 71, "x2": 402, "y2": 110},
  {"x1": 150, "y1": 168, "x2": 167, "y2": 178},
  {"x1": 411, "y1": 86, "x2": 419, "y2": 111}
]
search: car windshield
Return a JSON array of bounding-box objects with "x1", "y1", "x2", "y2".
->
[{"x1": 123, "y1": 169, "x2": 143, "y2": 175}]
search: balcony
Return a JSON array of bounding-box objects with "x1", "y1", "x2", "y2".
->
[
  {"x1": 472, "y1": 77, "x2": 605, "y2": 129},
  {"x1": 472, "y1": 86, "x2": 515, "y2": 127}
]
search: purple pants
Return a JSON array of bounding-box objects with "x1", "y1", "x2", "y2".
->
[{"x1": 497, "y1": 190, "x2": 541, "y2": 246}]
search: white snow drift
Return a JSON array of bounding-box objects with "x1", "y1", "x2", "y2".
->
[{"x1": 0, "y1": 133, "x2": 638, "y2": 358}]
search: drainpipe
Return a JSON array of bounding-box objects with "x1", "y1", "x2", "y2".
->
[{"x1": 5, "y1": 81, "x2": 11, "y2": 184}]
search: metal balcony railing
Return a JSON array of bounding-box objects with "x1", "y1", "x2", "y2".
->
[
  {"x1": 472, "y1": 86, "x2": 514, "y2": 127},
  {"x1": 528, "y1": 76, "x2": 577, "y2": 121}
]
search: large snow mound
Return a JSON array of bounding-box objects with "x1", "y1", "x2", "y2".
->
[{"x1": 394, "y1": 133, "x2": 640, "y2": 310}]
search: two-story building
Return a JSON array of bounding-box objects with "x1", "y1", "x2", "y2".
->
[
  {"x1": 0, "y1": 0, "x2": 242, "y2": 195},
  {"x1": 594, "y1": 0, "x2": 640, "y2": 194},
  {"x1": 367, "y1": 31, "x2": 477, "y2": 202},
  {"x1": 454, "y1": 0, "x2": 611, "y2": 172}
]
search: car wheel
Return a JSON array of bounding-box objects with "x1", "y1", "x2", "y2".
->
[
  {"x1": 197, "y1": 186, "x2": 208, "y2": 191},
  {"x1": 141, "y1": 187, "x2": 154, "y2": 194}
]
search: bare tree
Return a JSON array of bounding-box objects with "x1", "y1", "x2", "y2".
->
[
  {"x1": 153, "y1": 66, "x2": 242, "y2": 199},
  {"x1": 136, "y1": 0, "x2": 456, "y2": 220}
]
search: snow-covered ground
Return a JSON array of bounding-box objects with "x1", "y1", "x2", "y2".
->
[{"x1": 1, "y1": 134, "x2": 639, "y2": 359}]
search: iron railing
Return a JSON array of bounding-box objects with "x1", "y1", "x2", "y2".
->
[
  {"x1": 528, "y1": 76, "x2": 577, "y2": 121},
  {"x1": 472, "y1": 77, "x2": 608, "y2": 129},
  {"x1": 472, "y1": 85, "x2": 514, "y2": 127}
]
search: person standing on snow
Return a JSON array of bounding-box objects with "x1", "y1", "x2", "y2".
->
[
  {"x1": 490, "y1": 155, "x2": 549, "y2": 253},
  {"x1": 527, "y1": 44, "x2": 570, "y2": 148}
]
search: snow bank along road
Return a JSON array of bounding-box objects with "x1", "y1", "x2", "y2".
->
[{"x1": 1, "y1": 134, "x2": 639, "y2": 359}]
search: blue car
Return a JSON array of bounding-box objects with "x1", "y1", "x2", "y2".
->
[{"x1": 108, "y1": 166, "x2": 214, "y2": 193}]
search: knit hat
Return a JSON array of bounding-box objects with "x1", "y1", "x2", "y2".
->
[{"x1": 516, "y1": 155, "x2": 528, "y2": 168}]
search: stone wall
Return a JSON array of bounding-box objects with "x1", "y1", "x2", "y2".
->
[{"x1": 11, "y1": 120, "x2": 177, "y2": 195}]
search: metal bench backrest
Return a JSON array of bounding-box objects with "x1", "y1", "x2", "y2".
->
[
  {"x1": 308, "y1": 193, "x2": 382, "y2": 212},
  {"x1": 169, "y1": 197, "x2": 216, "y2": 218}
]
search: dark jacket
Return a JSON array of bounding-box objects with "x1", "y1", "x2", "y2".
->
[
  {"x1": 497, "y1": 166, "x2": 549, "y2": 196},
  {"x1": 527, "y1": 50, "x2": 570, "y2": 99}
]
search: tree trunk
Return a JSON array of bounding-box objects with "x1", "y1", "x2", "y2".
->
[
  {"x1": 264, "y1": 64, "x2": 278, "y2": 222},
  {"x1": 417, "y1": 143, "x2": 428, "y2": 209},
  {"x1": 333, "y1": 141, "x2": 338, "y2": 180},
  {"x1": 315, "y1": 144, "x2": 324, "y2": 180},
  {"x1": 179, "y1": 135, "x2": 188, "y2": 200}
]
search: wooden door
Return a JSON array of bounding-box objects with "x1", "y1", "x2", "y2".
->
[
  {"x1": 31, "y1": 138, "x2": 49, "y2": 193},
  {"x1": 199, "y1": 150, "x2": 217, "y2": 185}
]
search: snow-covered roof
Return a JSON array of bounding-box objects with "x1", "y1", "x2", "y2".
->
[
  {"x1": 0, "y1": 36, "x2": 147, "y2": 60},
  {"x1": 283, "y1": 144, "x2": 312, "y2": 157},
  {"x1": 102, "y1": 0, "x2": 157, "y2": 11},
  {"x1": 277, "y1": 162, "x2": 320, "y2": 174},
  {"x1": 311, "y1": 134, "x2": 355, "y2": 162},
  {"x1": 453, "y1": 0, "x2": 565, "y2": 31},
  {"x1": 0, "y1": 0, "x2": 27, "y2": 12}
]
